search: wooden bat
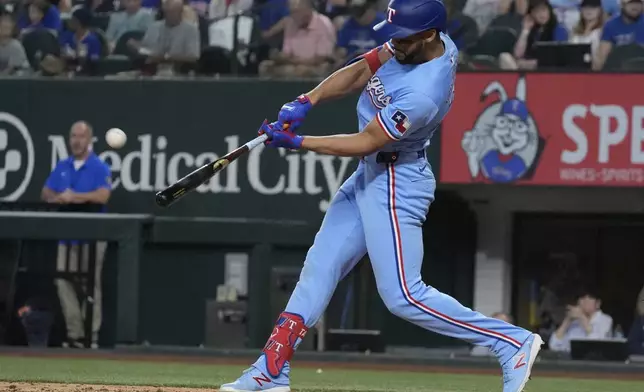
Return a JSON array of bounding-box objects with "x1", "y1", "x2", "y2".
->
[{"x1": 155, "y1": 133, "x2": 269, "y2": 208}]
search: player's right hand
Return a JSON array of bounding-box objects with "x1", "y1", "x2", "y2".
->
[
  {"x1": 276, "y1": 95, "x2": 313, "y2": 132},
  {"x1": 259, "y1": 120, "x2": 303, "y2": 150}
]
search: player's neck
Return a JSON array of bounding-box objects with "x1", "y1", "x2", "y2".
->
[{"x1": 422, "y1": 38, "x2": 445, "y2": 63}]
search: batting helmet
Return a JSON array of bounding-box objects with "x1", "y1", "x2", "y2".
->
[{"x1": 373, "y1": 0, "x2": 447, "y2": 39}]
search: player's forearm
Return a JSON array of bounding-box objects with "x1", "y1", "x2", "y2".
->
[
  {"x1": 305, "y1": 60, "x2": 370, "y2": 105},
  {"x1": 301, "y1": 133, "x2": 378, "y2": 157}
]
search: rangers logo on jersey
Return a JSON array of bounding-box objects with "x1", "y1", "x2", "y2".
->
[
  {"x1": 391, "y1": 110, "x2": 411, "y2": 133},
  {"x1": 366, "y1": 76, "x2": 392, "y2": 109}
]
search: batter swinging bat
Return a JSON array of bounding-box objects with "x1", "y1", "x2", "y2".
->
[{"x1": 155, "y1": 133, "x2": 269, "y2": 207}]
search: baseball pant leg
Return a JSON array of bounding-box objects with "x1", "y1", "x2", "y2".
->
[{"x1": 357, "y1": 160, "x2": 531, "y2": 365}]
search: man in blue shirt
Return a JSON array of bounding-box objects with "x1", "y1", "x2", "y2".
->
[
  {"x1": 593, "y1": 0, "x2": 644, "y2": 70},
  {"x1": 17, "y1": 0, "x2": 62, "y2": 33},
  {"x1": 60, "y1": 7, "x2": 102, "y2": 69},
  {"x1": 41, "y1": 121, "x2": 111, "y2": 349},
  {"x1": 334, "y1": 0, "x2": 393, "y2": 66}
]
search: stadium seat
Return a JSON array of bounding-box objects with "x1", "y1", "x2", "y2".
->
[
  {"x1": 468, "y1": 26, "x2": 518, "y2": 57},
  {"x1": 622, "y1": 56, "x2": 644, "y2": 71},
  {"x1": 603, "y1": 44, "x2": 644, "y2": 71},
  {"x1": 468, "y1": 54, "x2": 499, "y2": 70},
  {"x1": 450, "y1": 13, "x2": 479, "y2": 52},
  {"x1": 488, "y1": 13, "x2": 522, "y2": 34}
]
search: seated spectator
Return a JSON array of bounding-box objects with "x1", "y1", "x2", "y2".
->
[
  {"x1": 0, "y1": 13, "x2": 29, "y2": 74},
  {"x1": 471, "y1": 312, "x2": 514, "y2": 356},
  {"x1": 105, "y1": 0, "x2": 154, "y2": 51},
  {"x1": 463, "y1": 0, "x2": 511, "y2": 33},
  {"x1": 550, "y1": 0, "x2": 581, "y2": 32},
  {"x1": 323, "y1": 0, "x2": 351, "y2": 29},
  {"x1": 548, "y1": 291, "x2": 613, "y2": 352},
  {"x1": 628, "y1": 285, "x2": 644, "y2": 355},
  {"x1": 129, "y1": 0, "x2": 200, "y2": 75},
  {"x1": 58, "y1": 7, "x2": 103, "y2": 74},
  {"x1": 17, "y1": 0, "x2": 61, "y2": 33},
  {"x1": 85, "y1": 0, "x2": 118, "y2": 13},
  {"x1": 208, "y1": 0, "x2": 253, "y2": 20},
  {"x1": 256, "y1": 0, "x2": 290, "y2": 38},
  {"x1": 445, "y1": 0, "x2": 479, "y2": 52},
  {"x1": 259, "y1": 0, "x2": 335, "y2": 77},
  {"x1": 333, "y1": 0, "x2": 392, "y2": 67},
  {"x1": 570, "y1": 0, "x2": 604, "y2": 56},
  {"x1": 499, "y1": 0, "x2": 568, "y2": 70},
  {"x1": 592, "y1": 0, "x2": 644, "y2": 70}
]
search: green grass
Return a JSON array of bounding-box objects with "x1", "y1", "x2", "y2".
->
[{"x1": 0, "y1": 355, "x2": 642, "y2": 391}]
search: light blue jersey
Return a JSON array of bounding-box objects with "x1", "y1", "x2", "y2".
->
[{"x1": 357, "y1": 33, "x2": 458, "y2": 152}]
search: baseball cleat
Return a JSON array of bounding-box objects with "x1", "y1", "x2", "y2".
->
[
  {"x1": 501, "y1": 333, "x2": 543, "y2": 392},
  {"x1": 219, "y1": 363, "x2": 290, "y2": 392}
]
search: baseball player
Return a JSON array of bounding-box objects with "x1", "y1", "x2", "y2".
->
[{"x1": 221, "y1": 1, "x2": 542, "y2": 391}]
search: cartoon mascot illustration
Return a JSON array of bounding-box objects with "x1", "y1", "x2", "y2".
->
[{"x1": 461, "y1": 76, "x2": 545, "y2": 183}]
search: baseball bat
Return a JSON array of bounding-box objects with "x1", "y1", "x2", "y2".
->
[{"x1": 155, "y1": 133, "x2": 269, "y2": 207}]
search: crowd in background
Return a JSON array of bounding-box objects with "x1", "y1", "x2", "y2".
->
[{"x1": 0, "y1": 0, "x2": 643, "y2": 76}]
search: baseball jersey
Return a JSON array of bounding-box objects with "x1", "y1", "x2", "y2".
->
[{"x1": 357, "y1": 32, "x2": 458, "y2": 153}]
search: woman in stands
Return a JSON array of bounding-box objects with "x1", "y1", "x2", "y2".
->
[
  {"x1": 499, "y1": 0, "x2": 568, "y2": 70},
  {"x1": 569, "y1": 0, "x2": 605, "y2": 57}
]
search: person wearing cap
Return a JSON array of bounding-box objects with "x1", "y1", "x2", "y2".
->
[
  {"x1": 334, "y1": 0, "x2": 394, "y2": 67},
  {"x1": 569, "y1": 0, "x2": 605, "y2": 55},
  {"x1": 499, "y1": 0, "x2": 568, "y2": 70},
  {"x1": 222, "y1": 0, "x2": 544, "y2": 391},
  {"x1": 58, "y1": 6, "x2": 102, "y2": 74},
  {"x1": 593, "y1": 0, "x2": 644, "y2": 70}
]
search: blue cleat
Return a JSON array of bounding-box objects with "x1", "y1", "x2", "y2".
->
[
  {"x1": 501, "y1": 334, "x2": 543, "y2": 392},
  {"x1": 219, "y1": 357, "x2": 291, "y2": 392}
]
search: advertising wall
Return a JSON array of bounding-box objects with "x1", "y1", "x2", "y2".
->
[{"x1": 441, "y1": 73, "x2": 644, "y2": 187}]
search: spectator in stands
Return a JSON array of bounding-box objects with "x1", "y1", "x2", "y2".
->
[
  {"x1": 628, "y1": 285, "x2": 644, "y2": 355},
  {"x1": 256, "y1": 0, "x2": 290, "y2": 38},
  {"x1": 569, "y1": 0, "x2": 604, "y2": 56},
  {"x1": 550, "y1": 0, "x2": 582, "y2": 33},
  {"x1": 0, "y1": 13, "x2": 29, "y2": 74},
  {"x1": 333, "y1": 0, "x2": 391, "y2": 67},
  {"x1": 105, "y1": 0, "x2": 155, "y2": 51},
  {"x1": 463, "y1": 0, "x2": 515, "y2": 33},
  {"x1": 59, "y1": 7, "x2": 103, "y2": 74},
  {"x1": 17, "y1": 0, "x2": 61, "y2": 34},
  {"x1": 471, "y1": 312, "x2": 514, "y2": 356},
  {"x1": 41, "y1": 121, "x2": 111, "y2": 349},
  {"x1": 592, "y1": 0, "x2": 644, "y2": 70},
  {"x1": 323, "y1": 0, "x2": 351, "y2": 29},
  {"x1": 499, "y1": 0, "x2": 568, "y2": 69},
  {"x1": 129, "y1": 0, "x2": 200, "y2": 75},
  {"x1": 548, "y1": 290, "x2": 613, "y2": 352},
  {"x1": 445, "y1": 0, "x2": 479, "y2": 52},
  {"x1": 208, "y1": 0, "x2": 253, "y2": 20},
  {"x1": 259, "y1": 0, "x2": 335, "y2": 77}
]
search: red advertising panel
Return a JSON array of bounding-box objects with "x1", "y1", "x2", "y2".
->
[{"x1": 440, "y1": 73, "x2": 644, "y2": 186}]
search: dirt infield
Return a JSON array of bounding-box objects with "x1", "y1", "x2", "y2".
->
[{"x1": 0, "y1": 383, "x2": 218, "y2": 392}]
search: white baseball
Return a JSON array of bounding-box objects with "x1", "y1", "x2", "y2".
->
[{"x1": 106, "y1": 128, "x2": 127, "y2": 149}]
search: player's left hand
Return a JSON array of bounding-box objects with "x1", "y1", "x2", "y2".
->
[
  {"x1": 259, "y1": 120, "x2": 303, "y2": 150},
  {"x1": 276, "y1": 95, "x2": 312, "y2": 132}
]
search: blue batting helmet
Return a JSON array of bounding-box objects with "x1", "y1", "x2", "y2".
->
[{"x1": 373, "y1": 0, "x2": 447, "y2": 39}]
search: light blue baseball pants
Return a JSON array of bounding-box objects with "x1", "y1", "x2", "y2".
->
[{"x1": 283, "y1": 152, "x2": 531, "y2": 364}]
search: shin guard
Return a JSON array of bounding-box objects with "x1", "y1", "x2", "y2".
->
[{"x1": 262, "y1": 312, "x2": 308, "y2": 377}]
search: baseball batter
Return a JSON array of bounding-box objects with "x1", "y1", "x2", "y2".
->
[{"x1": 221, "y1": 1, "x2": 542, "y2": 391}]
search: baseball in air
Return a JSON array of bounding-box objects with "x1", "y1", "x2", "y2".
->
[{"x1": 106, "y1": 128, "x2": 127, "y2": 149}]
